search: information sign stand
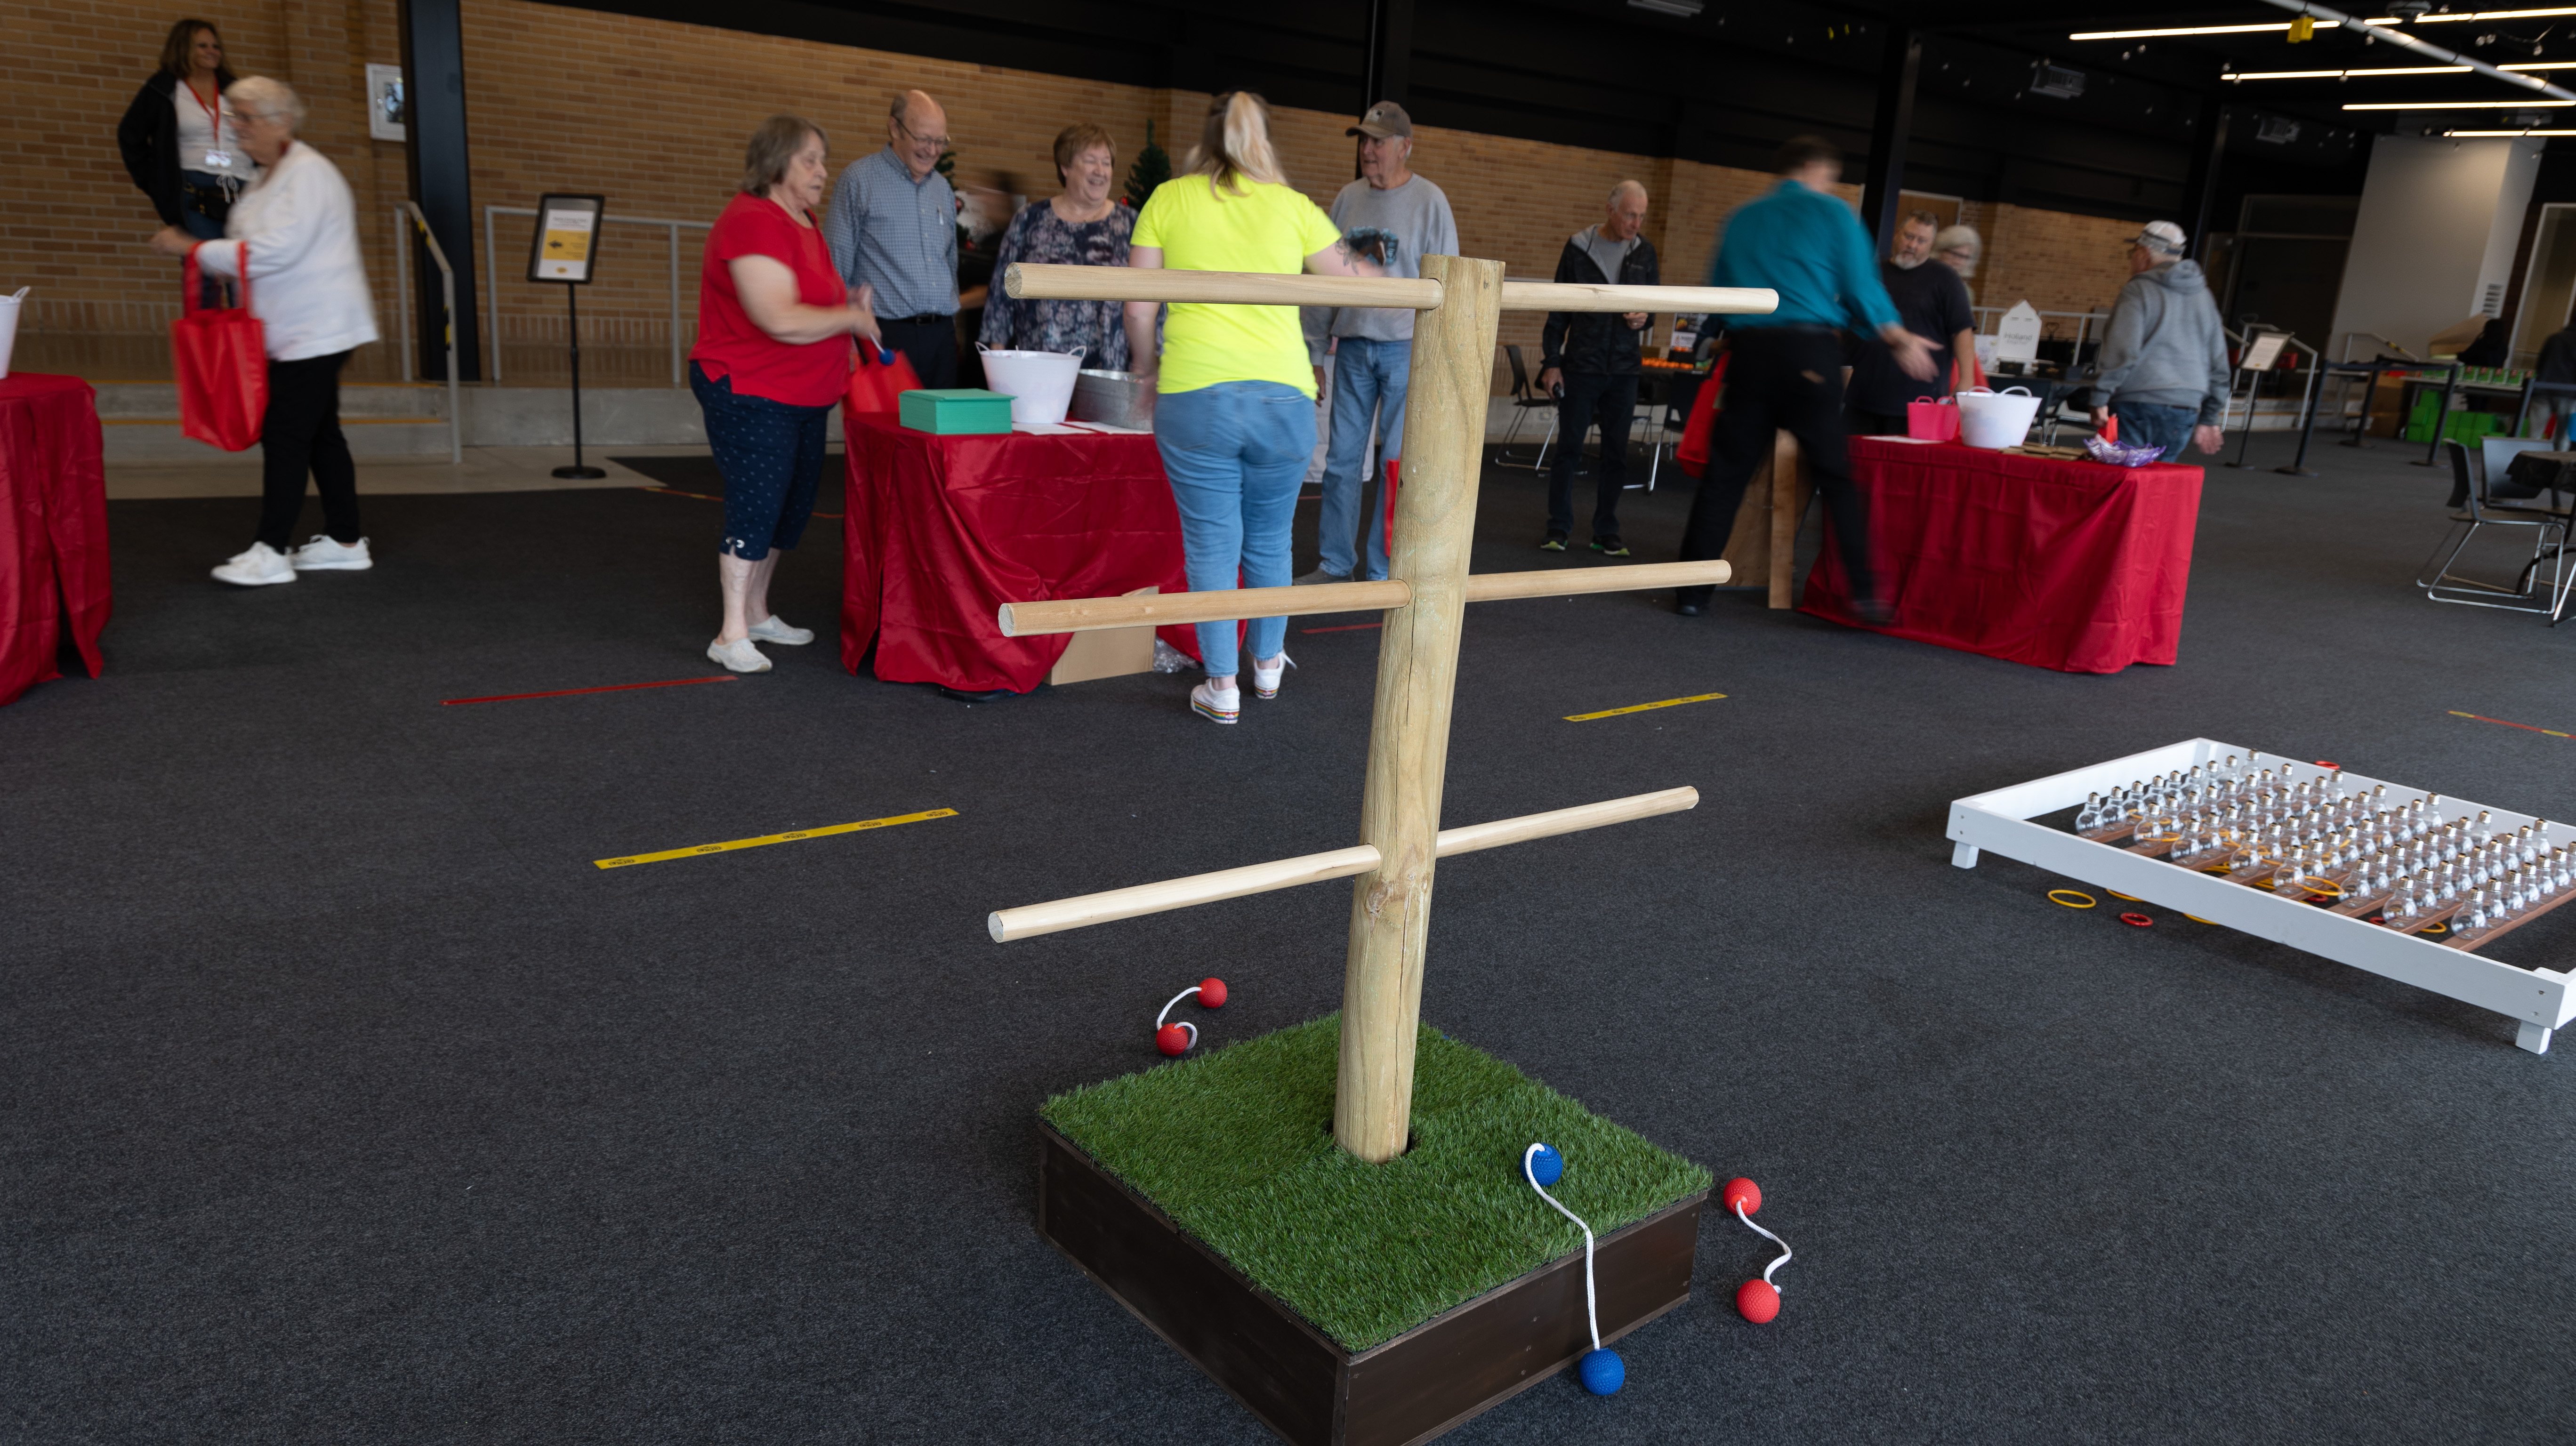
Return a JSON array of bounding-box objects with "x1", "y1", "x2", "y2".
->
[{"x1": 529, "y1": 193, "x2": 607, "y2": 480}]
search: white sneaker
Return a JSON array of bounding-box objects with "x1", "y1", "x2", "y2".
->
[
  {"x1": 287, "y1": 535, "x2": 372, "y2": 570},
  {"x1": 748, "y1": 614, "x2": 814, "y2": 645},
  {"x1": 1191, "y1": 680, "x2": 1240, "y2": 724},
  {"x1": 708, "y1": 636, "x2": 772, "y2": 673},
  {"x1": 211, "y1": 542, "x2": 295, "y2": 587},
  {"x1": 1251, "y1": 652, "x2": 1295, "y2": 699}
]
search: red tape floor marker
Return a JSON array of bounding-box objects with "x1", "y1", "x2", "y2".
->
[
  {"x1": 445, "y1": 675, "x2": 737, "y2": 706},
  {"x1": 2450, "y1": 709, "x2": 2574, "y2": 739}
]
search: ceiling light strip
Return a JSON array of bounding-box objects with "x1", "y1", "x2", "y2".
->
[
  {"x1": 2246, "y1": 0, "x2": 2576, "y2": 102},
  {"x1": 2226, "y1": 66, "x2": 2471, "y2": 79},
  {"x1": 2345, "y1": 98, "x2": 2575, "y2": 108}
]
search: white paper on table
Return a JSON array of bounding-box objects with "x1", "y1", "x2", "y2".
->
[
  {"x1": 1870, "y1": 434, "x2": 1947, "y2": 444},
  {"x1": 1012, "y1": 422, "x2": 1086, "y2": 435},
  {"x1": 1057, "y1": 420, "x2": 1149, "y2": 435}
]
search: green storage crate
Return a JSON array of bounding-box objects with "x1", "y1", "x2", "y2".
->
[
  {"x1": 899, "y1": 388, "x2": 1015, "y2": 435},
  {"x1": 2402, "y1": 394, "x2": 2500, "y2": 446}
]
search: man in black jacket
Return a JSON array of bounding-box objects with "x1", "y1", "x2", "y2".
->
[{"x1": 1538, "y1": 181, "x2": 1658, "y2": 555}]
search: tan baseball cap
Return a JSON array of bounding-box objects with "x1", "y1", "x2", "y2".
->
[{"x1": 1350, "y1": 101, "x2": 1413, "y2": 139}]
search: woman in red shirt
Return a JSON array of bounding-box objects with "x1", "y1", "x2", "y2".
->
[{"x1": 690, "y1": 115, "x2": 882, "y2": 673}]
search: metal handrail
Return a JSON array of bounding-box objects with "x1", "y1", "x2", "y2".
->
[
  {"x1": 1972, "y1": 305, "x2": 2113, "y2": 372},
  {"x1": 391, "y1": 203, "x2": 462, "y2": 463},
  {"x1": 483, "y1": 205, "x2": 712, "y2": 386}
]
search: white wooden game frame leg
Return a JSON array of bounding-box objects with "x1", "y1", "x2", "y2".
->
[{"x1": 1947, "y1": 738, "x2": 2573, "y2": 1055}]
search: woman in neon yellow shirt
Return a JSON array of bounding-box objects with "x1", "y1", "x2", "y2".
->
[{"x1": 1126, "y1": 91, "x2": 1380, "y2": 726}]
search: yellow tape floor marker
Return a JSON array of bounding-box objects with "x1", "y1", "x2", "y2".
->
[
  {"x1": 1564, "y1": 691, "x2": 1727, "y2": 723},
  {"x1": 595, "y1": 807, "x2": 957, "y2": 869}
]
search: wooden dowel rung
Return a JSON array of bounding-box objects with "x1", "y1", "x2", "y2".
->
[
  {"x1": 1463, "y1": 560, "x2": 1732, "y2": 602},
  {"x1": 1001, "y1": 266, "x2": 1781, "y2": 319},
  {"x1": 1433, "y1": 787, "x2": 1699, "y2": 858},
  {"x1": 1499, "y1": 281, "x2": 1778, "y2": 315},
  {"x1": 999, "y1": 579, "x2": 1414, "y2": 637},
  {"x1": 989, "y1": 844, "x2": 1384, "y2": 942},
  {"x1": 1006, "y1": 263, "x2": 1443, "y2": 310},
  {"x1": 988, "y1": 787, "x2": 1697, "y2": 943}
]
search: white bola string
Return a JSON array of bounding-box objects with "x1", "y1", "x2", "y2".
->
[
  {"x1": 1523, "y1": 1143, "x2": 1600, "y2": 1352},
  {"x1": 1736, "y1": 1198, "x2": 1793, "y2": 1289},
  {"x1": 1156, "y1": 986, "x2": 1201, "y2": 1049}
]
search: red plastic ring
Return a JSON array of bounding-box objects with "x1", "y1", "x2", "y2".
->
[{"x1": 2120, "y1": 912, "x2": 2154, "y2": 927}]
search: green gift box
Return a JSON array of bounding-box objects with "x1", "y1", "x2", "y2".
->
[{"x1": 899, "y1": 388, "x2": 1016, "y2": 435}]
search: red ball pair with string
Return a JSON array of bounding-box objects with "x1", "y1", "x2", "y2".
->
[
  {"x1": 1154, "y1": 978, "x2": 1228, "y2": 1055},
  {"x1": 1723, "y1": 1177, "x2": 1795, "y2": 1324}
]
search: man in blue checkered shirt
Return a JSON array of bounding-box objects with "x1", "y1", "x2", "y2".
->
[{"x1": 827, "y1": 89, "x2": 961, "y2": 387}]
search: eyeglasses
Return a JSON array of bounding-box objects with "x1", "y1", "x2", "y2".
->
[{"x1": 895, "y1": 118, "x2": 951, "y2": 151}]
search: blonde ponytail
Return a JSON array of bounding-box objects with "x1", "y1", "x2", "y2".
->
[{"x1": 1185, "y1": 90, "x2": 1286, "y2": 197}]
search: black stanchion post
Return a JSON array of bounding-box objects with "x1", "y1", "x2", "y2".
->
[
  {"x1": 552, "y1": 283, "x2": 604, "y2": 479},
  {"x1": 2414, "y1": 362, "x2": 2459, "y2": 468},
  {"x1": 2277, "y1": 361, "x2": 2325, "y2": 477}
]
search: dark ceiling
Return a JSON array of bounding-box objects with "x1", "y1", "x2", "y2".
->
[{"x1": 549, "y1": 1, "x2": 2576, "y2": 221}]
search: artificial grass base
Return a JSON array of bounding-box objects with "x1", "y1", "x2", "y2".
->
[{"x1": 1040, "y1": 1015, "x2": 1711, "y2": 1352}]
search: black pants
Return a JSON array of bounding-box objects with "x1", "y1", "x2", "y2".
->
[
  {"x1": 1546, "y1": 370, "x2": 1638, "y2": 538},
  {"x1": 878, "y1": 315, "x2": 958, "y2": 390},
  {"x1": 1678, "y1": 328, "x2": 1875, "y2": 607},
  {"x1": 1847, "y1": 407, "x2": 1908, "y2": 437},
  {"x1": 256, "y1": 350, "x2": 360, "y2": 551}
]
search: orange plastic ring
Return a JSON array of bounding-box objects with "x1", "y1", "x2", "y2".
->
[
  {"x1": 2107, "y1": 890, "x2": 2142, "y2": 901},
  {"x1": 2048, "y1": 889, "x2": 2098, "y2": 909},
  {"x1": 2185, "y1": 914, "x2": 2216, "y2": 924}
]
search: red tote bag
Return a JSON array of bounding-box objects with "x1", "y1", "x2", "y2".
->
[
  {"x1": 172, "y1": 247, "x2": 265, "y2": 452},
  {"x1": 1674, "y1": 353, "x2": 1729, "y2": 477},
  {"x1": 845, "y1": 342, "x2": 924, "y2": 414},
  {"x1": 1906, "y1": 394, "x2": 1959, "y2": 442}
]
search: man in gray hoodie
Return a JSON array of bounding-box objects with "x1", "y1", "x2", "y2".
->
[{"x1": 2088, "y1": 220, "x2": 2230, "y2": 462}]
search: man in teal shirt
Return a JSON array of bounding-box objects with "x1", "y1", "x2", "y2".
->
[{"x1": 1675, "y1": 136, "x2": 1937, "y2": 621}]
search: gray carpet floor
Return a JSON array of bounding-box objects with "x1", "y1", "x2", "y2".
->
[{"x1": 7, "y1": 431, "x2": 2576, "y2": 1444}]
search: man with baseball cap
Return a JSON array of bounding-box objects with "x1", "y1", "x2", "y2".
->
[
  {"x1": 1296, "y1": 100, "x2": 1457, "y2": 586},
  {"x1": 2088, "y1": 219, "x2": 2230, "y2": 462}
]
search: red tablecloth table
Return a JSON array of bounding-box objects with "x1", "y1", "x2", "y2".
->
[
  {"x1": 840, "y1": 414, "x2": 1198, "y2": 692},
  {"x1": 1802, "y1": 437, "x2": 2201, "y2": 674},
  {"x1": 1, "y1": 373, "x2": 109, "y2": 707}
]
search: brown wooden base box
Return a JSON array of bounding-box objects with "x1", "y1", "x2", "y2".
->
[{"x1": 1036, "y1": 1123, "x2": 1706, "y2": 1446}]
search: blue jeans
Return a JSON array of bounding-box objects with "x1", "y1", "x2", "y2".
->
[
  {"x1": 1317, "y1": 337, "x2": 1410, "y2": 581},
  {"x1": 2111, "y1": 401, "x2": 2198, "y2": 463},
  {"x1": 1155, "y1": 380, "x2": 1316, "y2": 677},
  {"x1": 691, "y1": 362, "x2": 831, "y2": 561}
]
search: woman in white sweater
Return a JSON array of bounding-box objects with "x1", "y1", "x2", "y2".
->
[{"x1": 148, "y1": 76, "x2": 380, "y2": 587}]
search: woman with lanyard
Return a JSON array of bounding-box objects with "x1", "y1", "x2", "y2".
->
[
  {"x1": 1127, "y1": 91, "x2": 1379, "y2": 724},
  {"x1": 119, "y1": 19, "x2": 251, "y2": 305}
]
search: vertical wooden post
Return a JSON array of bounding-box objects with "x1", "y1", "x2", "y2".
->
[
  {"x1": 1335, "y1": 254, "x2": 1503, "y2": 1163},
  {"x1": 1767, "y1": 431, "x2": 1801, "y2": 610}
]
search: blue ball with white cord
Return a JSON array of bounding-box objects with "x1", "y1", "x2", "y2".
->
[
  {"x1": 1525, "y1": 1142, "x2": 1564, "y2": 1188},
  {"x1": 1578, "y1": 1347, "x2": 1626, "y2": 1395}
]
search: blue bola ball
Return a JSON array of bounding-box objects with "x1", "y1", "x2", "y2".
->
[
  {"x1": 1578, "y1": 1348, "x2": 1626, "y2": 1396},
  {"x1": 1527, "y1": 1143, "x2": 1564, "y2": 1188}
]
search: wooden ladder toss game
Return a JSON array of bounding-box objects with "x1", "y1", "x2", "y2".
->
[{"x1": 987, "y1": 258, "x2": 1777, "y2": 1164}]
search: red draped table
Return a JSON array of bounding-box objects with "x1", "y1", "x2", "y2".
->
[
  {"x1": 840, "y1": 414, "x2": 1197, "y2": 693},
  {"x1": 1803, "y1": 437, "x2": 2201, "y2": 674},
  {"x1": 1, "y1": 373, "x2": 109, "y2": 706}
]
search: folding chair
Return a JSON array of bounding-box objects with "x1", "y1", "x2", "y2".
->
[
  {"x1": 1496, "y1": 344, "x2": 1558, "y2": 469},
  {"x1": 2417, "y1": 438, "x2": 2574, "y2": 620}
]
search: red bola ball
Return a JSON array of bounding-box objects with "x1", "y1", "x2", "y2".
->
[
  {"x1": 1721, "y1": 1177, "x2": 1762, "y2": 1216},
  {"x1": 1198, "y1": 978, "x2": 1228, "y2": 1009},
  {"x1": 1155, "y1": 1024, "x2": 1191, "y2": 1056},
  {"x1": 1737, "y1": 1278, "x2": 1780, "y2": 1324}
]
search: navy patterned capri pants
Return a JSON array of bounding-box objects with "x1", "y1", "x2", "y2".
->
[{"x1": 691, "y1": 361, "x2": 832, "y2": 561}]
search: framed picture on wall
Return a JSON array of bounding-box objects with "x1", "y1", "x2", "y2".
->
[
  {"x1": 527, "y1": 194, "x2": 606, "y2": 285},
  {"x1": 365, "y1": 64, "x2": 405, "y2": 143}
]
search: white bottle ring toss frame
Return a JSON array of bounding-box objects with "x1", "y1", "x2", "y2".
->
[{"x1": 1947, "y1": 738, "x2": 2574, "y2": 1054}]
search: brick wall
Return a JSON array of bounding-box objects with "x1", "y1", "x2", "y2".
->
[{"x1": 0, "y1": 0, "x2": 2146, "y2": 386}]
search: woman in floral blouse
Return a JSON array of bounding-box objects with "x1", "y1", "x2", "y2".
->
[{"x1": 978, "y1": 122, "x2": 1134, "y2": 369}]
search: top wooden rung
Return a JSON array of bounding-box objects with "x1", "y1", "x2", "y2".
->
[{"x1": 1004, "y1": 263, "x2": 1778, "y2": 316}]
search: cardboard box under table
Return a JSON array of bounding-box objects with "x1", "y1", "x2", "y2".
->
[{"x1": 840, "y1": 413, "x2": 1204, "y2": 693}]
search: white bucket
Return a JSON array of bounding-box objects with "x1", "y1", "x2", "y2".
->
[
  {"x1": 0, "y1": 290, "x2": 21, "y2": 381},
  {"x1": 977, "y1": 345, "x2": 1085, "y2": 425},
  {"x1": 1955, "y1": 386, "x2": 2041, "y2": 449}
]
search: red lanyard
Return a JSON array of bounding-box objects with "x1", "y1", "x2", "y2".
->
[{"x1": 185, "y1": 80, "x2": 223, "y2": 141}]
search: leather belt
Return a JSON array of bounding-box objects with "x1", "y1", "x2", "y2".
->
[{"x1": 883, "y1": 313, "x2": 952, "y2": 327}]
